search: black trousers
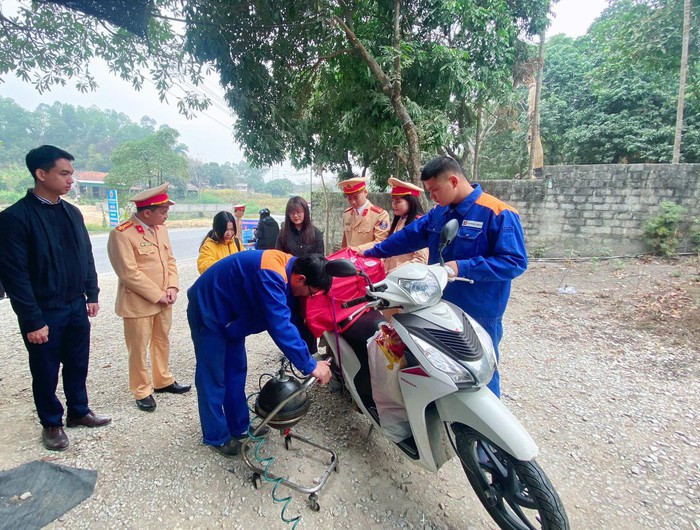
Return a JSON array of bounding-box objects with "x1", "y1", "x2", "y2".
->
[{"x1": 22, "y1": 297, "x2": 91, "y2": 427}]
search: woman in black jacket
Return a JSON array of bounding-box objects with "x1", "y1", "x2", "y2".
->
[
  {"x1": 276, "y1": 196, "x2": 324, "y2": 257},
  {"x1": 276, "y1": 196, "x2": 324, "y2": 354}
]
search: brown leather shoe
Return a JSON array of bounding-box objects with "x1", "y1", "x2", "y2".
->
[
  {"x1": 42, "y1": 426, "x2": 69, "y2": 451},
  {"x1": 66, "y1": 411, "x2": 112, "y2": 428}
]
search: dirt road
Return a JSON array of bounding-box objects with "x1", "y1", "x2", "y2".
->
[{"x1": 0, "y1": 257, "x2": 698, "y2": 529}]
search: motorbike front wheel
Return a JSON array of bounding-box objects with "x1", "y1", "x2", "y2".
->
[{"x1": 447, "y1": 423, "x2": 569, "y2": 530}]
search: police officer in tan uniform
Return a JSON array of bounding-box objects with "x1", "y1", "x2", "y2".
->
[
  {"x1": 107, "y1": 183, "x2": 191, "y2": 412},
  {"x1": 233, "y1": 204, "x2": 246, "y2": 248},
  {"x1": 338, "y1": 177, "x2": 390, "y2": 252}
]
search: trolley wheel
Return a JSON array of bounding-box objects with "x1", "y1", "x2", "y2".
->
[
  {"x1": 308, "y1": 493, "x2": 320, "y2": 512},
  {"x1": 334, "y1": 462, "x2": 339, "y2": 472},
  {"x1": 252, "y1": 473, "x2": 262, "y2": 490},
  {"x1": 284, "y1": 436, "x2": 292, "y2": 450}
]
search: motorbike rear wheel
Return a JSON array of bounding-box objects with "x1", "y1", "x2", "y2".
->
[{"x1": 447, "y1": 423, "x2": 569, "y2": 530}]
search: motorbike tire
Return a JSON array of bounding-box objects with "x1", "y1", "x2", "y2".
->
[{"x1": 448, "y1": 423, "x2": 569, "y2": 530}]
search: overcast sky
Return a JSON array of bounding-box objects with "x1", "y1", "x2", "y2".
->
[{"x1": 0, "y1": 0, "x2": 608, "y2": 178}]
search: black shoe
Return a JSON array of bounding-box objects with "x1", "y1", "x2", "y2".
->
[
  {"x1": 42, "y1": 426, "x2": 69, "y2": 451},
  {"x1": 154, "y1": 381, "x2": 191, "y2": 394},
  {"x1": 136, "y1": 395, "x2": 157, "y2": 411},
  {"x1": 210, "y1": 438, "x2": 242, "y2": 458}
]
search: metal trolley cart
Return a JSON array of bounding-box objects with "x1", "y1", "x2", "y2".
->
[{"x1": 241, "y1": 368, "x2": 339, "y2": 512}]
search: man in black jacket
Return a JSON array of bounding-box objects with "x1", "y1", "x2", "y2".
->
[
  {"x1": 0, "y1": 145, "x2": 111, "y2": 451},
  {"x1": 254, "y1": 208, "x2": 280, "y2": 249}
]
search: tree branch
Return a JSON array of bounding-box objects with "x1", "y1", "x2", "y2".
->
[
  {"x1": 332, "y1": 15, "x2": 392, "y2": 96},
  {"x1": 392, "y1": 0, "x2": 401, "y2": 98}
]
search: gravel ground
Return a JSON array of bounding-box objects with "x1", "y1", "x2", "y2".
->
[{"x1": 0, "y1": 254, "x2": 698, "y2": 530}]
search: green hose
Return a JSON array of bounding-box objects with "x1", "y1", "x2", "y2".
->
[{"x1": 246, "y1": 399, "x2": 301, "y2": 529}]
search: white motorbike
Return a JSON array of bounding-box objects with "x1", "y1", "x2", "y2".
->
[{"x1": 321, "y1": 219, "x2": 569, "y2": 530}]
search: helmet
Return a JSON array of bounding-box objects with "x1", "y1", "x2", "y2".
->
[{"x1": 259, "y1": 208, "x2": 270, "y2": 217}]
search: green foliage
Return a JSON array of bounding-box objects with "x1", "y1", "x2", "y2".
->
[
  {"x1": 0, "y1": 163, "x2": 33, "y2": 193},
  {"x1": 106, "y1": 127, "x2": 189, "y2": 204},
  {"x1": 0, "y1": 96, "x2": 159, "y2": 171},
  {"x1": 262, "y1": 178, "x2": 295, "y2": 197},
  {"x1": 531, "y1": 244, "x2": 548, "y2": 258},
  {"x1": 689, "y1": 217, "x2": 700, "y2": 252},
  {"x1": 185, "y1": 0, "x2": 550, "y2": 182},
  {"x1": 0, "y1": 0, "x2": 210, "y2": 117},
  {"x1": 540, "y1": 1, "x2": 700, "y2": 164},
  {"x1": 643, "y1": 201, "x2": 685, "y2": 256},
  {"x1": 84, "y1": 223, "x2": 111, "y2": 233},
  {"x1": 0, "y1": 189, "x2": 25, "y2": 205}
]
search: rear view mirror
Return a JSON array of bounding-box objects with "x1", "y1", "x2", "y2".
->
[
  {"x1": 438, "y1": 219, "x2": 459, "y2": 266},
  {"x1": 325, "y1": 259, "x2": 359, "y2": 278},
  {"x1": 440, "y1": 219, "x2": 459, "y2": 247}
]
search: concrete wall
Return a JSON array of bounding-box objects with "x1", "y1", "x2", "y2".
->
[{"x1": 312, "y1": 164, "x2": 700, "y2": 257}]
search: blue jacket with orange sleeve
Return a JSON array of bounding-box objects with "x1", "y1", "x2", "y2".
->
[
  {"x1": 365, "y1": 184, "x2": 528, "y2": 320},
  {"x1": 186, "y1": 249, "x2": 317, "y2": 375}
]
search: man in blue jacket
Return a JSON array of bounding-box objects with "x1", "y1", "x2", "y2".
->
[
  {"x1": 187, "y1": 250, "x2": 333, "y2": 457},
  {"x1": 0, "y1": 145, "x2": 111, "y2": 451},
  {"x1": 364, "y1": 156, "x2": 528, "y2": 397}
]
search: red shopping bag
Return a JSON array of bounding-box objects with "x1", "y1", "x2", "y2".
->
[{"x1": 303, "y1": 248, "x2": 386, "y2": 337}]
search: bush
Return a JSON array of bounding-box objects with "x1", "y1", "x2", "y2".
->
[
  {"x1": 643, "y1": 201, "x2": 684, "y2": 257},
  {"x1": 0, "y1": 189, "x2": 24, "y2": 205}
]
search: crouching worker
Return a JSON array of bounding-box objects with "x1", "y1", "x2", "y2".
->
[{"x1": 187, "y1": 250, "x2": 333, "y2": 458}]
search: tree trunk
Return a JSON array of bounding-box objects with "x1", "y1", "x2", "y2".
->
[
  {"x1": 333, "y1": 10, "x2": 422, "y2": 186},
  {"x1": 528, "y1": 30, "x2": 546, "y2": 179},
  {"x1": 472, "y1": 107, "x2": 482, "y2": 181},
  {"x1": 319, "y1": 168, "x2": 332, "y2": 252},
  {"x1": 673, "y1": 0, "x2": 691, "y2": 164}
]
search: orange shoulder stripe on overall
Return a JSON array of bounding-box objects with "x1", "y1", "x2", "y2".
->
[
  {"x1": 260, "y1": 250, "x2": 293, "y2": 283},
  {"x1": 475, "y1": 193, "x2": 519, "y2": 216}
]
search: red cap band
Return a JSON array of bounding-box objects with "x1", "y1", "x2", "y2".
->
[
  {"x1": 343, "y1": 182, "x2": 366, "y2": 194},
  {"x1": 391, "y1": 186, "x2": 420, "y2": 197},
  {"x1": 134, "y1": 193, "x2": 170, "y2": 208}
]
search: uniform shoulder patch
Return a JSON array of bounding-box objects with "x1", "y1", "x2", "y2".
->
[
  {"x1": 115, "y1": 221, "x2": 133, "y2": 232},
  {"x1": 370, "y1": 205, "x2": 384, "y2": 214}
]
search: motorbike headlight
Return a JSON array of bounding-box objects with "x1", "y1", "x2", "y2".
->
[
  {"x1": 398, "y1": 271, "x2": 441, "y2": 305},
  {"x1": 410, "y1": 335, "x2": 475, "y2": 385}
]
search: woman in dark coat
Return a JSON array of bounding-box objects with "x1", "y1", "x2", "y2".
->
[
  {"x1": 276, "y1": 196, "x2": 324, "y2": 354},
  {"x1": 275, "y1": 196, "x2": 324, "y2": 257}
]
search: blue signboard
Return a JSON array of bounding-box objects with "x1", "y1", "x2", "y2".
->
[
  {"x1": 241, "y1": 219, "x2": 257, "y2": 247},
  {"x1": 107, "y1": 189, "x2": 119, "y2": 227}
]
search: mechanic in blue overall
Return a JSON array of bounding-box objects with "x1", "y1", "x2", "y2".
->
[
  {"x1": 363, "y1": 156, "x2": 528, "y2": 397},
  {"x1": 187, "y1": 250, "x2": 333, "y2": 458}
]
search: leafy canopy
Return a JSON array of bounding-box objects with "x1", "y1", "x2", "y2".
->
[{"x1": 106, "y1": 127, "x2": 189, "y2": 195}]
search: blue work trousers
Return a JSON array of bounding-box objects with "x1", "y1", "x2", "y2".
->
[
  {"x1": 474, "y1": 316, "x2": 503, "y2": 398},
  {"x1": 22, "y1": 297, "x2": 91, "y2": 427},
  {"x1": 187, "y1": 305, "x2": 249, "y2": 446}
]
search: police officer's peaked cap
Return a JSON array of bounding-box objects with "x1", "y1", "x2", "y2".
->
[
  {"x1": 129, "y1": 182, "x2": 175, "y2": 207},
  {"x1": 388, "y1": 177, "x2": 423, "y2": 197},
  {"x1": 338, "y1": 177, "x2": 367, "y2": 195}
]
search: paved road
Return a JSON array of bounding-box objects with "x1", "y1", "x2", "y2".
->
[{"x1": 90, "y1": 227, "x2": 207, "y2": 275}]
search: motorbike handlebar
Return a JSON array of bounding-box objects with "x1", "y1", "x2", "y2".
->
[{"x1": 341, "y1": 295, "x2": 372, "y2": 309}]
